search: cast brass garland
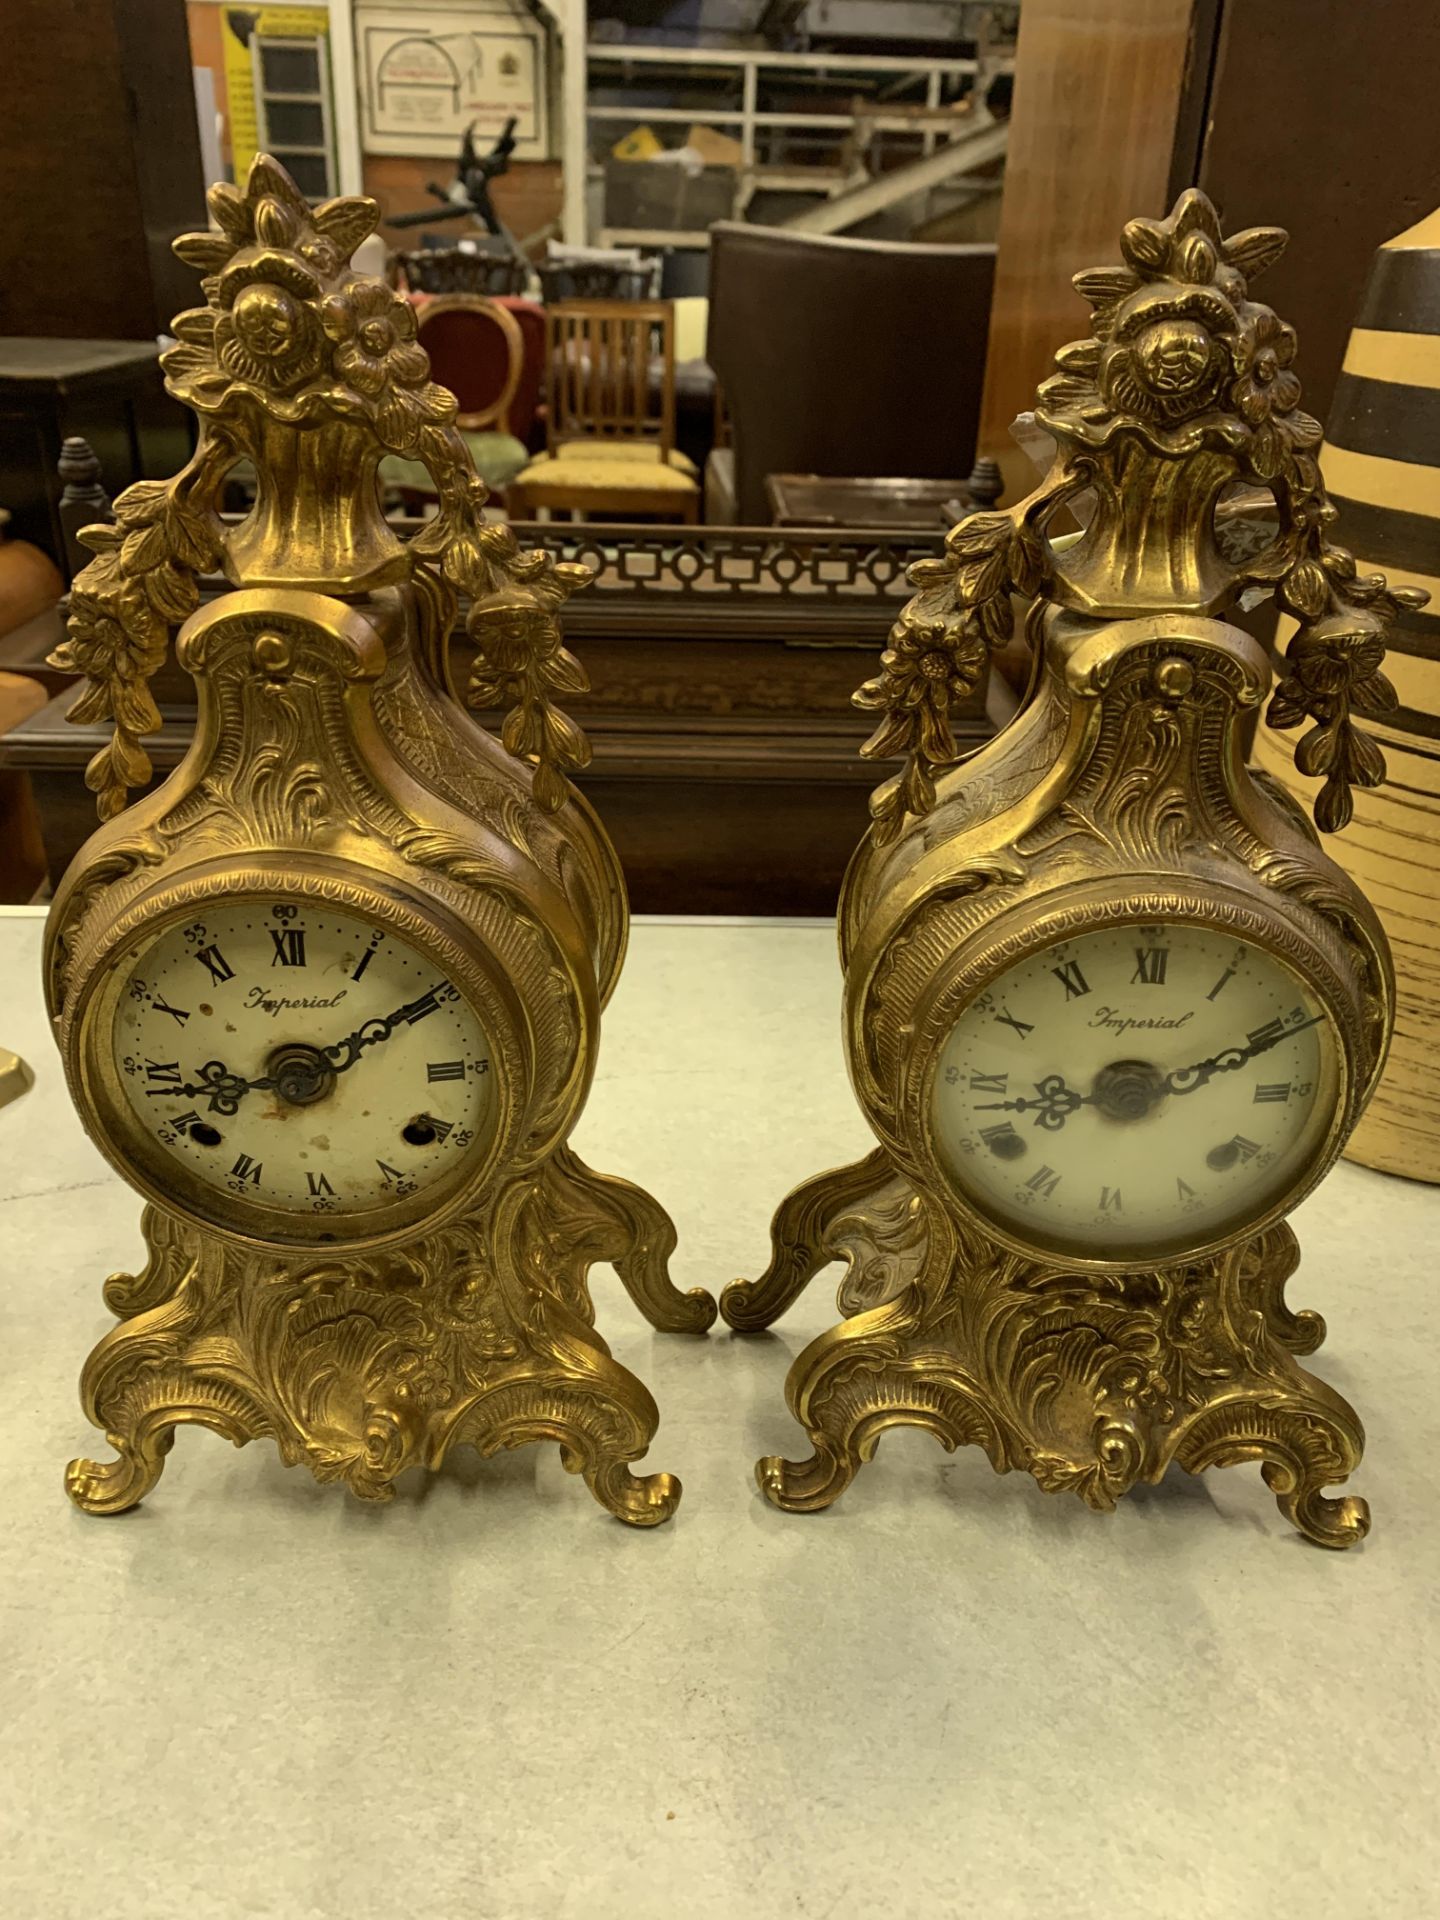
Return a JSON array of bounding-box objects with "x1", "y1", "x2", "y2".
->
[
  {"x1": 47, "y1": 156, "x2": 714, "y2": 1524},
  {"x1": 854, "y1": 190, "x2": 1426, "y2": 841},
  {"x1": 52, "y1": 156, "x2": 591, "y2": 819},
  {"x1": 725, "y1": 191, "x2": 1418, "y2": 1547}
]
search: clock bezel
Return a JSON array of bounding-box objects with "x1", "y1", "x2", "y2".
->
[
  {"x1": 62, "y1": 858, "x2": 528, "y2": 1253},
  {"x1": 906, "y1": 878, "x2": 1362, "y2": 1270}
]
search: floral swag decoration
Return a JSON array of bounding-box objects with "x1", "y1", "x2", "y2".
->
[
  {"x1": 51, "y1": 155, "x2": 592, "y2": 818},
  {"x1": 855, "y1": 188, "x2": 1427, "y2": 843}
]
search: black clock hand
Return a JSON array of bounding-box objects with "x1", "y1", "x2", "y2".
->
[
  {"x1": 972, "y1": 1014, "x2": 1326, "y2": 1137},
  {"x1": 175, "y1": 1058, "x2": 267, "y2": 1117},
  {"x1": 974, "y1": 1073, "x2": 1087, "y2": 1131},
  {"x1": 176, "y1": 984, "x2": 447, "y2": 1115},
  {"x1": 1164, "y1": 1012, "x2": 1325, "y2": 1096},
  {"x1": 320, "y1": 984, "x2": 445, "y2": 1075}
]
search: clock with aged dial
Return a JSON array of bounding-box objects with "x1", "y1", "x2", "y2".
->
[
  {"x1": 108, "y1": 899, "x2": 495, "y2": 1236},
  {"x1": 46, "y1": 156, "x2": 713, "y2": 1526},
  {"x1": 722, "y1": 190, "x2": 1423, "y2": 1549}
]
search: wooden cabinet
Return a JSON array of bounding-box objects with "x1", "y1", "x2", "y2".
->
[
  {"x1": 980, "y1": 0, "x2": 1440, "y2": 498},
  {"x1": 0, "y1": 525, "x2": 992, "y2": 916},
  {"x1": 0, "y1": 0, "x2": 207, "y2": 342}
]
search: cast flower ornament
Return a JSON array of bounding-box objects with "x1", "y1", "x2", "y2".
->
[
  {"x1": 856, "y1": 604, "x2": 995, "y2": 823},
  {"x1": 1233, "y1": 307, "x2": 1301, "y2": 428},
  {"x1": 52, "y1": 153, "x2": 592, "y2": 821},
  {"x1": 856, "y1": 187, "x2": 1427, "y2": 843}
]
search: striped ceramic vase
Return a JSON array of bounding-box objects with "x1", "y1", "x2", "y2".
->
[{"x1": 1255, "y1": 204, "x2": 1440, "y2": 1180}]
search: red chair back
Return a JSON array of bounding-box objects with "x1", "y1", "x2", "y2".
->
[{"x1": 416, "y1": 296, "x2": 524, "y2": 433}]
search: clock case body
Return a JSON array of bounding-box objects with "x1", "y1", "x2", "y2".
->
[
  {"x1": 47, "y1": 575, "x2": 713, "y2": 1525},
  {"x1": 722, "y1": 191, "x2": 1412, "y2": 1547},
  {"x1": 841, "y1": 604, "x2": 1390, "y2": 1268},
  {"x1": 44, "y1": 157, "x2": 713, "y2": 1526},
  {"x1": 48, "y1": 581, "x2": 625, "y2": 1253}
]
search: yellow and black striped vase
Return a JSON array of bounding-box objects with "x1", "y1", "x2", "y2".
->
[{"x1": 1255, "y1": 205, "x2": 1440, "y2": 1180}]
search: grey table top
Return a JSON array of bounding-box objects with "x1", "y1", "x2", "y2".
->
[{"x1": 0, "y1": 909, "x2": 1434, "y2": 1920}]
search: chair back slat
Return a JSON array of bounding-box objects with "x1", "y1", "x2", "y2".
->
[{"x1": 544, "y1": 300, "x2": 676, "y2": 456}]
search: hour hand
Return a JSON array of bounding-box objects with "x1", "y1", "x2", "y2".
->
[
  {"x1": 974, "y1": 1073, "x2": 1086, "y2": 1131},
  {"x1": 176, "y1": 1058, "x2": 269, "y2": 1116}
]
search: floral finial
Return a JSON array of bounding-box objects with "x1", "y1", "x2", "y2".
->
[
  {"x1": 852, "y1": 187, "x2": 1427, "y2": 844},
  {"x1": 50, "y1": 153, "x2": 593, "y2": 821}
]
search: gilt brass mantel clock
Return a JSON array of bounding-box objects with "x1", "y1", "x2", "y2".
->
[
  {"x1": 722, "y1": 191, "x2": 1424, "y2": 1548},
  {"x1": 47, "y1": 156, "x2": 714, "y2": 1524}
]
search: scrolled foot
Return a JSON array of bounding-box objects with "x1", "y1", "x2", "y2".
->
[
  {"x1": 461, "y1": 1346, "x2": 684, "y2": 1525},
  {"x1": 549, "y1": 1149, "x2": 716, "y2": 1334},
  {"x1": 600, "y1": 1169, "x2": 715, "y2": 1335},
  {"x1": 719, "y1": 1276, "x2": 783, "y2": 1334},
  {"x1": 1263, "y1": 1462, "x2": 1371, "y2": 1550},
  {"x1": 65, "y1": 1425, "x2": 174, "y2": 1515},
  {"x1": 1234, "y1": 1222, "x2": 1326, "y2": 1354},
  {"x1": 1177, "y1": 1383, "x2": 1368, "y2": 1550},
  {"x1": 756, "y1": 1441, "x2": 856, "y2": 1513},
  {"x1": 581, "y1": 1458, "x2": 683, "y2": 1527},
  {"x1": 101, "y1": 1207, "x2": 199, "y2": 1320},
  {"x1": 721, "y1": 1150, "x2": 893, "y2": 1332},
  {"x1": 753, "y1": 1279, "x2": 1011, "y2": 1513}
]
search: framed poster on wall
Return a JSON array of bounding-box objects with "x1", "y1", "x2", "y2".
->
[{"x1": 355, "y1": 0, "x2": 549, "y2": 159}]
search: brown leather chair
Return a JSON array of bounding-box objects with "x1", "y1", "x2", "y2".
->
[{"x1": 705, "y1": 224, "x2": 996, "y2": 525}]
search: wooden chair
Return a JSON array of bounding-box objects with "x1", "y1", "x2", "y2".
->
[
  {"x1": 510, "y1": 300, "x2": 700, "y2": 523},
  {"x1": 706, "y1": 222, "x2": 996, "y2": 524},
  {"x1": 379, "y1": 294, "x2": 531, "y2": 502}
]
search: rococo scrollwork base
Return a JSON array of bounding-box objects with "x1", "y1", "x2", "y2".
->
[
  {"x1": 69, "y1": 1146, "x2": 715, "y2": 1526},
  {"x1": 721, "y1": 1151, "x2": 1368, "y2": 1549}
]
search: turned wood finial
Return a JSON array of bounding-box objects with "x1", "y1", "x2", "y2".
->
[
  {"x1": 962, "y1": 456, "x2": 1004, "y2": 511},
  {"x1": 56, "y1": 436, "x2": 112, "y2": 581}
]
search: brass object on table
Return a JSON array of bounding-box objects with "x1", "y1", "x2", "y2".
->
[
  {"x1": 46, "y1": 155, "x2": 713, "y2": 1524},
  {"x1": 0, "y1": 1048, "x2": 35, "y2": 1109},
  {"x1": 724, "y1": 190, "x2": 1422, "y2": 1547}
]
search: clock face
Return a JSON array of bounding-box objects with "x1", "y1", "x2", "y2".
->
[
  {"x1": 111, "y1": 899, "x2": 494, "y2": 1234},
  {"x1": 932, "y1": 921, "x2": 1339, "y2": 1258}
]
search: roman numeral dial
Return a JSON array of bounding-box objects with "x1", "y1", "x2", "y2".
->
[
  {"x1": 932, "y1": 923, "x2": 1334, "y2": 1259},
  {"x1": 113, "y1": 900, "x2": 496, "y2": 1230}
]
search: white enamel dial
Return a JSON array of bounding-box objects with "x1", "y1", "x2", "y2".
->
[
  {"x1": 113, "y1": 900, "x2": 493, "y2": 1224},
  {"x1": 932, "y1": 922, "x2": 1338, "y2": 1257}
]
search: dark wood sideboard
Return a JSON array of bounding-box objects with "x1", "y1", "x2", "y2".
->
[{"x1": 1, "y1": 523, "x2": 992, "y2": 916}]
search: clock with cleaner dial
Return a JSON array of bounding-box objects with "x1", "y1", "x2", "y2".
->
[
  {"x1": 931, "y1": 919, "x2": 1340, "y2": 1260},
  {"x1": 723, "y1": 190, "x2": 1423, "y2": 1549}
]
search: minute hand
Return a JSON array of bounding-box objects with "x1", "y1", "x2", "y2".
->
[
  {"x1": 1164, "y1": 1012, "x2": 1325, "y2": 1096},
  {"x1": 320, "y1": 983, "x2": 447, "y2": 1075}
]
